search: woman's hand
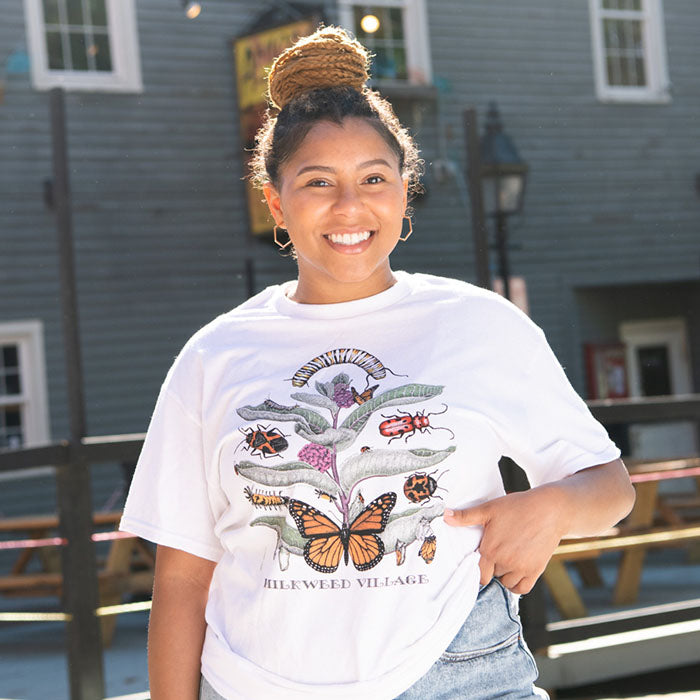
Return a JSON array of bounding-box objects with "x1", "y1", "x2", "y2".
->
[{"x1": 444, "y1": 459, "x2": 635, "y2": 594}]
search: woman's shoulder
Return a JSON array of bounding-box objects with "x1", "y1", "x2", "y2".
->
[{"x1": 402, "y1": 271, "x2": 545, "y2": 345}]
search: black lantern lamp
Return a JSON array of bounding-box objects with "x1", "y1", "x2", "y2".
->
[{"x1": 479, "y1": 102, "x2": 528, "y2": 300}]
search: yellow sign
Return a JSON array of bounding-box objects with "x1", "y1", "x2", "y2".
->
[{"x1": 234, "y1": 19, "x2": 316, "y2": 235}]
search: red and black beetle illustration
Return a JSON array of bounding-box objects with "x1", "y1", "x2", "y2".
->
[
  {"x1": 403, "y1": 469, "x2": 448, "y2": 504},
  {"x1": 378, "y1": 404, "x2": 455, "y2": 444},
  {"x1": 238, "y1": 424, "x2": 289, "y2": 459}
]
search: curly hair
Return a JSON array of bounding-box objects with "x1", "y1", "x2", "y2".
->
[{"x1": 250, "y1": 26, "x2": 422, "y2": 198}]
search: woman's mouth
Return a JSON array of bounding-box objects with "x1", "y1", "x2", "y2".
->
[
  {"x1": 326, "y1": 230, "x2": 374, "y2": 246},
  {"x1": 323, "y1": 230, "x2": 376, "y2": 254}
]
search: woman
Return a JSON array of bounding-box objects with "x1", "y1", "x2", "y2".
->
[{"x1": 121, "y1": 26, "x2": 634, "y2": 700}]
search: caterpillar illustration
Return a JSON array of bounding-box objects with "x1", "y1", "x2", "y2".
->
[
  {"x1": 243, "y1": 487, "x2": 289, "y2": 509},
  {"x1": 291, "y1": 349, "x2": 395, "y2": 387}
]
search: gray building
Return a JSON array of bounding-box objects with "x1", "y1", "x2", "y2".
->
[{"x1": 2, "y1": 0, "x2": 699, "y2": 510}]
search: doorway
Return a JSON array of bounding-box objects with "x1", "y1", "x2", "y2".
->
[{"x1": 619, "y1": 318, "x2": 697, "y2": 460}]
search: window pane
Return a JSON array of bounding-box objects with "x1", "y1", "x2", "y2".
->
[
  {"x1": 69, "y1": 31, "x2": 88, "y2": 70},
  {"x1": 89, "y1": 0, "x2": 108, "y2": 27},
  {"x1": 389, "y1": 7, "x2": 404, "y2": 39},
  {"x1": 91, "y1": 33, "x2": 112, "y2": 71},
  {"x1": 42, "y1": 0, "x2": 61, "y2": 24},
  {"x1": 634, "y1": 57, "x2": 646, "y2": 85},
  {"x1": 67, "y1": 0, "x2": 84, "y2": 25},
  {"x1": 2, "y1": 346, "x2": 18, "y2": 370},
  {"x1": 393, "y1": 46, "x2": 407, "y2": 81},
  {"x1": 5, "y1": 372, "x2": 21, "y2": 395},
  {"x1": 46, "y1": 30, "x2": 65, "y2": 69},
  {"x1": 637, "y1": 346, "x2": 672, "y2": 396},
  {"x1": 1, "y1": 406, "x2": 24, "y2": 449}
]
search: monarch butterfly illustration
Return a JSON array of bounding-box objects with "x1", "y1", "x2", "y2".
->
[
  {"x1": 243, "y1": 487, "x2": 289, "y2": 509},
  {"x1": 291, "y1": 349, "x2": 387, "y2": 387},
  {"x1": 351, "y1": 384, "x2": 378, "y2": 405},
  {"x1": 288, "y1": 492, "x2": 397, "y2": 573}
]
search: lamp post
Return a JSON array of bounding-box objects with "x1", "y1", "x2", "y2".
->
[{"x1": 479, "y1": 102, "x2": 528, "y2": 301}]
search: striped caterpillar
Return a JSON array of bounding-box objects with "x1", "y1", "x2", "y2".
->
[
  {"x1": 243, "y1": 487, "x2": 289, "y2": 509},
  {"x1": 291, "y1": 348, "x2": 390, "y2": 387}
]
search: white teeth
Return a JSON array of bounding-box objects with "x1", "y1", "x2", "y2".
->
[{"x1": 328, "y1": 231, "x2": 371, "y2": 245}]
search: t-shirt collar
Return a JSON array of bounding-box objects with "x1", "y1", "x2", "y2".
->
[{"x1": 273, "y1": 270, "x2": 412, "y2": 320}]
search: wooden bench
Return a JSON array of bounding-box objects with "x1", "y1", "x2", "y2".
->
[
  {"x1": 543, "y1": 458, "x2": 700, "y2": 619},
  {"x1": 0, "y1": 511, "x2": 154, "y2": 645}
]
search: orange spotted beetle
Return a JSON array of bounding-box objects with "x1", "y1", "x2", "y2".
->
[{"x1": 239, "y1": 424, "x2": 288, "y2": 459}]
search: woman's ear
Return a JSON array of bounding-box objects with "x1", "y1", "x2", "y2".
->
[{"x1": 262, "y1": 181, "x2": 284, "y2": 227}]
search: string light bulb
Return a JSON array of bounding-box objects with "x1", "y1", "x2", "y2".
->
[
  {"x1": 360, "y1": 13, "x2": 380, "y2": 34},
  {"x1": 183, "y1": 1, "x2": 202, "y2": 19}
]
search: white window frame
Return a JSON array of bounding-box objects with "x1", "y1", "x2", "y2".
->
[
  {"x1": 589, "y1": 0, "x2": 670, "y2": 103},
  {"x1": 23, "y1": 0, "x2": 142, "y2": 93},
  {"x1": 338, "y1": 0, "x2": 432, "y2": 85},
  {"x1": 0, "y1": 320, "x2": 50, "y2": 452}
]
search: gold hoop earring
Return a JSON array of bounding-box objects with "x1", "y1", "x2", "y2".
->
[
  {"x1": 273, "y1": 225, "x2": 292, "y2": 250},
  {"x1": 399, "y1": 216, "x2": 413, "y2": 242}
]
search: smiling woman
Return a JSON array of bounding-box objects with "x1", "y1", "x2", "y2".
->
[{"x1": 121, "y1": 24, "x2": 634, "y2": 700}]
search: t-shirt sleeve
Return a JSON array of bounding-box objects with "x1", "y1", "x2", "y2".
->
[
  {"x1": 500, "y1": 330, "x2": 621, "y2": 487},
  {"x1": 120, "y1": 357, "x2": 224, "y2": 562}
]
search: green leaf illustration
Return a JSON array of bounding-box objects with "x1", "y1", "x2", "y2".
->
[
  {"x1": 381, "y1": 502, "x2": 444, "y2": 553},
  {"x1": 250, "y1": 516, "x2": 305, "y2": 554},
  {"x1": 332, "y1": 372, "x2": 350, "y2": 385},
  {"x1": 338, "y1": 446, "x2": 456, "y2": 492},
  {"x1": 237, "y1": 400, "x2": 330, "y2": 435},
  {"x1": 290, "y1": 392, "x2": 337, "y2": 412},
  {"x1": 315, "y1": 381, "x2": 332, "y2": 398},
  {"x1": 236, "y1": 459, "x2": 338, "y2": 491},
  {"x1": 339, "y1": 384, "x2": 444, "y2": 434},
  {"x1": 295, "y1": 425, "x2": 356, "y2": 450}
]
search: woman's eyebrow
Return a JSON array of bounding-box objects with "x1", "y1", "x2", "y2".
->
[{"x1": 296, "y1": 159, "x2": 393, "y2": 177}]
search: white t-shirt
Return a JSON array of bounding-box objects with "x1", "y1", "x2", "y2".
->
[{"x1": 121, "y1": 271, "x2": 620, "y2": 700}]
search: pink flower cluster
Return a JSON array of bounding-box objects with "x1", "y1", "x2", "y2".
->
[
  {"x1": 298, "y1": 443, "x2": 333, "y2": 473},
  {"x1": 333, "y1": 383, "x2": 355, "y2": 408}
]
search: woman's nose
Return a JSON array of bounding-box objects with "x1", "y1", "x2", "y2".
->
[{"x1": 331, "y1": 184, "x2": 364, "y2": 217}]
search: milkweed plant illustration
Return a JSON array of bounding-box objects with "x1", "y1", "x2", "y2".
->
[{"x1": 235, "y1": 349, "x2": 455, "y2": 572}]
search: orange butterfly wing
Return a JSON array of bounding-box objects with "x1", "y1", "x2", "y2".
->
[
  {"x1": 288, "y1": 500, "x2": 344, "y2": 573},
  {"x1": 288, "y1": 493, "x2": 396, "y2": 573},
  {"x1": 349, "y1": 492, "x2": 396, "y2": 533},
  {"x1": 346, "y1": 492, "x2": 396, "y2": 571}
]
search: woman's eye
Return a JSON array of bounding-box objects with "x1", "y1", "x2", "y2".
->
[
  {"x1": 365, "y1": 175, "x2": 385, "y2": 185},
  {"x1": 307, "y1": 179, "x2": 330, "y2": 187}
]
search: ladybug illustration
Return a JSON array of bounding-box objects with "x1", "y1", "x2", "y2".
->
[
  {"x1": 379, "y1": 404, "x2": 455, "y2": 444},
  {"x1": 238, "y1": 424, "x2": 288, "y2": 459},
  {"x1": 403, "y1": 469, "x2": 448, "y2": 504}
]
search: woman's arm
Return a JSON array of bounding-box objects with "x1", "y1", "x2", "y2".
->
[
  {"x1": 444, "y1": 458, "x2": 635, "y2": 594},
  {"x1": 148, "y1": 545, "x2": 217, "y2": 700}
]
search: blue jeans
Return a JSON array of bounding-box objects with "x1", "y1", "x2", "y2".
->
[{"x1": 200, "y1": 579, "x2": 546, "y2": 700}]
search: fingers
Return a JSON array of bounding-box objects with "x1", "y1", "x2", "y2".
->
[
  {"x1": 478, "y1": 555, "x2": 495, "y2": 587},
  {"x1": 444, "y1": 505, "x2": 488, "y2": 528}
]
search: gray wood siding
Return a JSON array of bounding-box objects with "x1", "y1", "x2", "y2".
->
[{"x1": 2, "y1": 0, "x2": 699, "y2": 454}]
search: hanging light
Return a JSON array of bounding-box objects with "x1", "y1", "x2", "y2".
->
[
  {"x1": 183, "y1": 1, "x2": 202, "y2": 19},
  {"x1": 360, "y1": 12, "x2": 380, "y2": 34},
  {"x1": 479, "y1": 102, "x2": 528, "y2": 217}
]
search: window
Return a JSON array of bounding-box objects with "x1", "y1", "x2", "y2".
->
[
  {"x1": 589, "y1": 0, "x2": 670, "y2": 103},
  {"x1": 23, "y1": 0, "x2": 142, "y2": 92},
  {"x1": 0, "y1": 321, "x2": 50, "y2": 451},
  {"x1": 338, "y1": 0, "x2": 432, "y2": 85}
]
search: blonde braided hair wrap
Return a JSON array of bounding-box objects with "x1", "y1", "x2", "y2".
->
[{"x1": 268, "y1": 26, "x2": 370, "y2": 111}]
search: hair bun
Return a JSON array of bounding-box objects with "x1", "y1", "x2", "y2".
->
[{"x1": 267, "y1": 26, "x2": 370, "y2": 111}]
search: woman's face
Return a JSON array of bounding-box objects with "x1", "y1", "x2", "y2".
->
[{"x1": 263, "y1": 117, "x2": 408, "y2": 304}]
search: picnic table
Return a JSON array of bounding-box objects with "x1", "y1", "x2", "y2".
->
[
  {"x1": 0, "y1": 510, "x2": 154, "y2": 644},
  {"x1": 544, "y1": 457, "x2": 700, "y2": 619}
]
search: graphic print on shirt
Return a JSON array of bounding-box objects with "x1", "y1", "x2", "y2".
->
[{"x1": 234, "y1": 348, "x2": 454, "y2": 573}]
